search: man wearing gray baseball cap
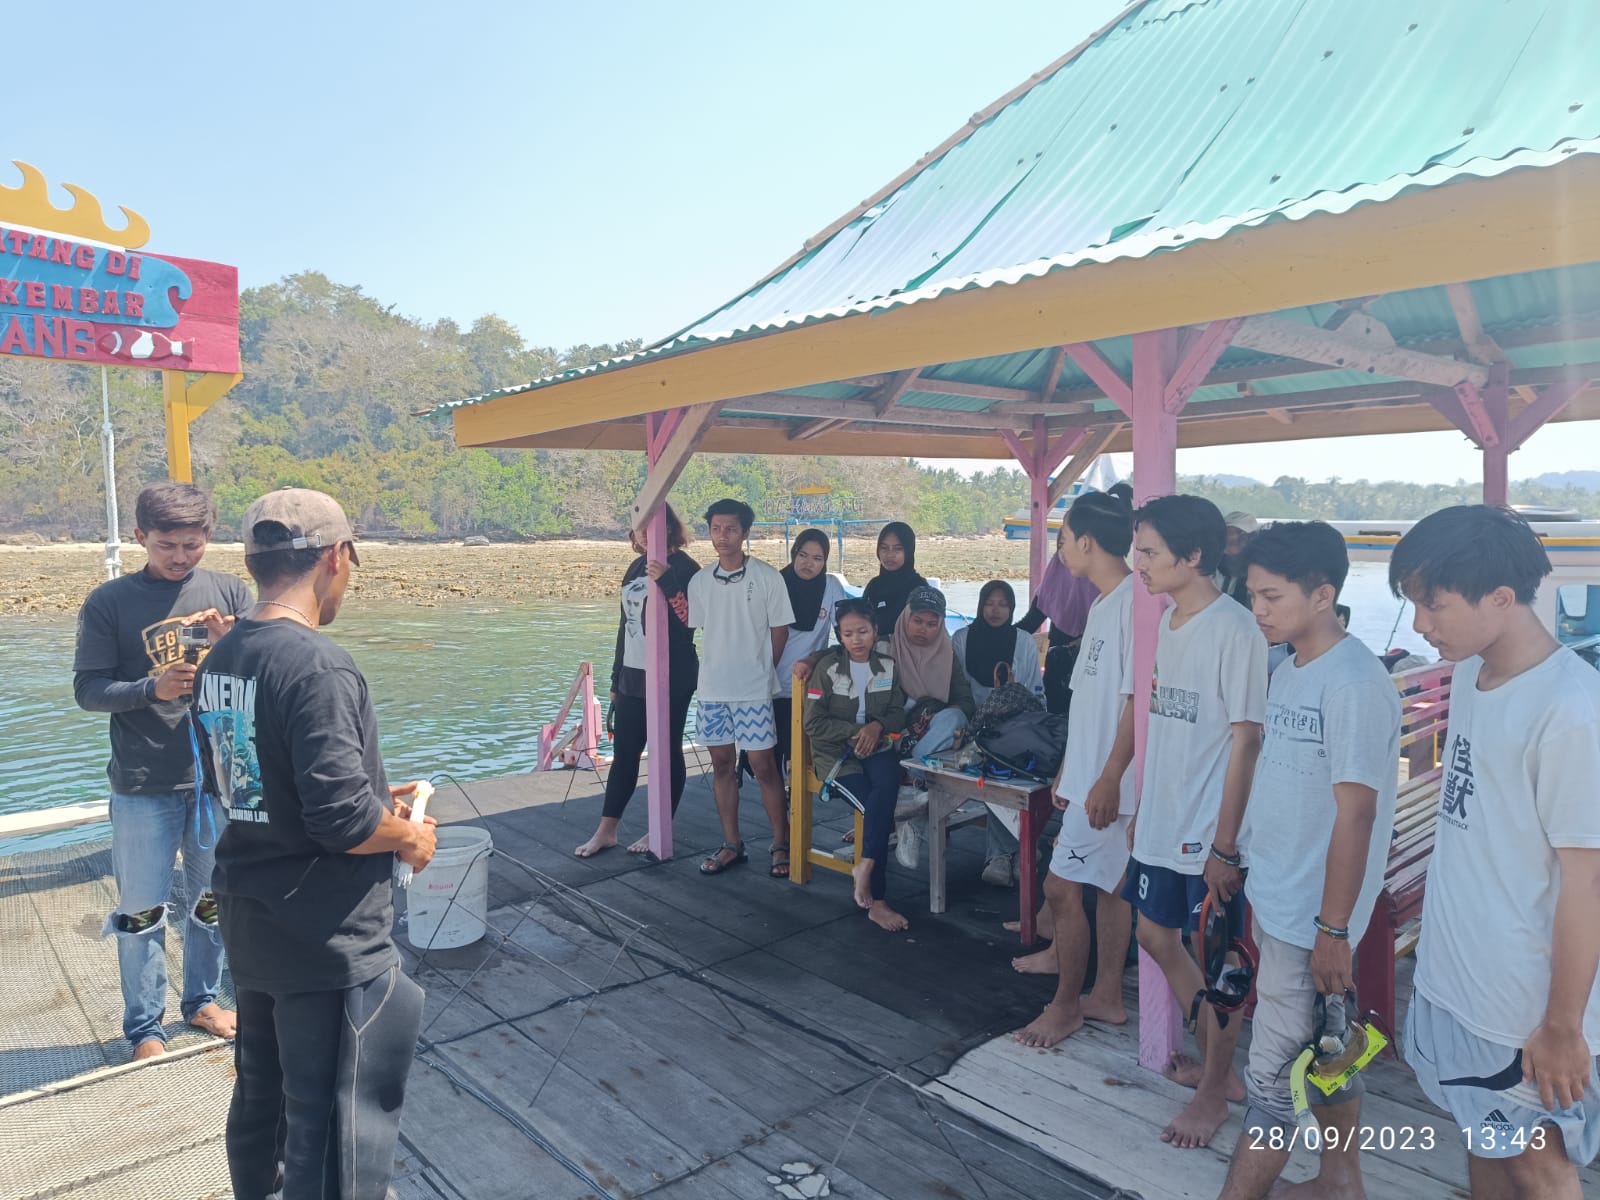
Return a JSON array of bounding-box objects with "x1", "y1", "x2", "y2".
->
[{"x1": 194, "y1": 487, "x2": 435, "y2": 1199}]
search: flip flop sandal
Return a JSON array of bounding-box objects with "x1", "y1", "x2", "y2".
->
[
  {"x1": 699, "y1": 841, "x2": 748, "y2": 875},
  {"x1": 769, "y1": 846, "x2": 791, "y2": 878}
]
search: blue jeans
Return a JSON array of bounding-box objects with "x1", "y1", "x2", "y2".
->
[{"x1": 105, "y1": 789, "x2": 226, "y2": 1046}]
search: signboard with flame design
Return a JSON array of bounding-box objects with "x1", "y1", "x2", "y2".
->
[{"x1": 0, "y1": 161, "x2": 239, "y2": 375}]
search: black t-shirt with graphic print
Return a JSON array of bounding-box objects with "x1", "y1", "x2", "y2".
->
[
  {"x1": 72, "y1": 566, "x2": 253, "y2": 794},
  {"x1": 195, "y1": 618, "x2": 397, "y2": 993}
]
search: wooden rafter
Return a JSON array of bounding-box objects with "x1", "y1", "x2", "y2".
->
[
  {"x1": 1445, "y1": 282, "x2": 1507, "y2": 365},
  {"x1": 1232, "y1": 315, "x2": 1488, "y2": 389},
  {"x1": 1048, "y1": 426, "x2": 1118, "y2": 506}
]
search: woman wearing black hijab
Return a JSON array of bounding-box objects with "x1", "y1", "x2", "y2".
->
[
  {"x1": 861, "y1": 521, "x2": 926, "y2": 637},
  {"x1": 769, "y1": 529, "x2": 847, "y2": 777}
]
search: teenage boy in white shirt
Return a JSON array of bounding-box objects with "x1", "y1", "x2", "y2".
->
[
  {"x1": 683, "y1": 498, "x2": 795, "y2": 878},
  {"x1": 1217, "y1": 521, "x2": 1400, "y2": 1200},
  {"x1": 1123, "y1": 494, "x2": 1266, "y2": 1149},
  {"x1": 1013, "y1": 490, "x2": 1138, "y2": 1047},
  {"x1": 1391, "y1": 505, "x2": 1600, "y2": 1199}
]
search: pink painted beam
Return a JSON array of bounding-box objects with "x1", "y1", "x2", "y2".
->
[
  {"x1": 1478, "y1": 365, "x2": 1511, "y2": 507},
  {"x1": 643, "y1": 411, "x2": 676, "y2": 861},
  {"x1": 1129, "y1": 327, "x2": 1184, "y2": 1073},
  {"x1": 1164, "y1": 318, "x2": 1242, "y2": 413},
  {"x1": 649, "y1": 407, "x2": 685, "y2": 459},
  {"x1": 1507, "y1": 376, "x2": 1592, "y2": 452},
  {"x1": 1454, "y1": 382, "x2": 1501, "y2": 449},
  {"x1": 1065, "y1": 341, "x2": 1133, "y2": 417},
  {"x1": 1425, "y1": 392, "x2": 1485, "y2": 446}
]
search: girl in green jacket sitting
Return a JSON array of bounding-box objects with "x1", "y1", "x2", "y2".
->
[{"x1": 803, "y1": 598, "x2": 910, "y2": 931}]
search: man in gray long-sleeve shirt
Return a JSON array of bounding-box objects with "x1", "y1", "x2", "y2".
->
[{"x1": 72, "y1": 482, "x2": 252, "y2": 1060}]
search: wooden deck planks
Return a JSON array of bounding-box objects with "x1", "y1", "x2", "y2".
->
[{"x1": 932, "y1": 1026, "x2": 1472, "y2": 1198}]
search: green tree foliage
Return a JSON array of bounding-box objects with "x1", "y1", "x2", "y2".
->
[{"x1": 0, "y1": 271, "x2": 1592, "y2": 539}]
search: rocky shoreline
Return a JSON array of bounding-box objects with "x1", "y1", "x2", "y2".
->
[{"x1": 0, "y1": 536, "x2": 1036, "y2": 616}]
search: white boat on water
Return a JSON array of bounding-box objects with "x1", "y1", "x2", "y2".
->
[{"x1": 1330, "y1": 514, "x2": 1600, "y2": 655}]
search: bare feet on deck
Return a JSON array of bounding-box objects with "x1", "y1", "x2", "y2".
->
[
  {"x1": 626, "y1": 834, "x2": 652, "y2": 854},
  {"x1": 1160, "y1": 1088, "x2": 1232, "y2": 1149},
  {"x1": 1270, "y1": 1178, "x2": 1367, "y2": 1199},
  {"x1": 189, "y1": 1003, "x2": 237, "y2": 1040},
  {"x1": 1010, "y1": 947, "x2": 1058, "y2": 974},
  {"x1": 867, "y1": 900, "x2": 909, "y2": 931},
  {"x1": 131, "y1": 1038, "x2": 166, "y2": 1062},
  {"x1": 1163, "y1": 1052, "x2": 1246, "y2": 1101},
  {"x1": 574, "y1": 831, "x2": 618, "y2": 858},
  {"x1": 1080, "y1": 995, "x2": 1128, "y2": 1025},
  {"x1": 1003, "y1": 906, "x2": 1054, "y2": 939},
  {"x1": 1012, "y1": 1001, "x2": 1084, "y2": 1048},
  {"x1": 852, "y1": 860, "x2": 874, "y2": 910}
]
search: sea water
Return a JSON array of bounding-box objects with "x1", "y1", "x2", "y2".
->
[{"x1": 0, "y1": 564, "x2": 1415, "y2": 843}]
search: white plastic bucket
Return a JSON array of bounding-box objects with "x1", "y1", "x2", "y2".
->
[{"x1": 406, "y1": 826, "x2": 493, "y2": 949}]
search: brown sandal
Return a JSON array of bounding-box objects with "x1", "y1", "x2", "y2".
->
[{"x1": 769, "y1": 846, "x2": 791, "y2": 878}]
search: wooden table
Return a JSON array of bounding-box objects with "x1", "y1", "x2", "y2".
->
[{"x1": 918, "y1": 756, "x2": 1056, "y2": 945}]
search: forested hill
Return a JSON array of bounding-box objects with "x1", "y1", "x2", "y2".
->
[{"x1": 0, "y1": 271, "x2": 1592, "y2": 539}]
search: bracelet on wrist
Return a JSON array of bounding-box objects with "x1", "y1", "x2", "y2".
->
[
  {"x1": 1209, "y1": 844, "x2": 1242, "y2": 868},
  {"x1": 1313, "y1": 917, "x2": 1350, "y2": 940}
]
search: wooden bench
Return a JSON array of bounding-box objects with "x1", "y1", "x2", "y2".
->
[
  {"x1": 1355, "y1": 661, "x2": 1453, "y2": 1038},
  {"x1": 787, "y1": 673, "x2": 865, "y2": 884}
]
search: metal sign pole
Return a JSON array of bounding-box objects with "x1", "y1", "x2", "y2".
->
[{"x1": 100, "y1": 368, "x2": 121, "y2": 579}]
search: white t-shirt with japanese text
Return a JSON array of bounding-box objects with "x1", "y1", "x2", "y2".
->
[
  {"x1": 1242, "y1": 636, "x2": 1400, "y2": 950},
  {"x1": 1058, "y1": 575, "x2": 1136, "y2": 815},
  {"x1": 687, "y1": 557, "x2": 794, "y2": 703},
  {"x1": 1133, "y1": 594, "x2": 1267, "y2": 875},
  {"x1": 1414, "y1": 649, "x2": 1600, "y2": 1053}
]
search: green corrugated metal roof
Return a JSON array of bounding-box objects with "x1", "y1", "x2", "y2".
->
[{"x1": 433, "y1": 0, "x2": 1600, "y2": 419}]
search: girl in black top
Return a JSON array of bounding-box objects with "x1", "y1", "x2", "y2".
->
[
  {"x1": 860, "y1": 521, "x2": 926, "y2": 637},
  {"x1": 575, "y1": 505, "x2": 699, "y2": 857}
]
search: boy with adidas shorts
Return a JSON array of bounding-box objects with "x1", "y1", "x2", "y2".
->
[
  {"x1": 1217, "y1": 522, "x2": 1400, "y2": 1200},
  {"x1": 1013, "y1": 489, "x2": 1137, "y2": 1047},
  {"x1": 1390, "y1": 506, "x2": 1600, "y2": 1199},
  {"x1": 1122, "y1": 494, "x2": 1266, "y2": 1150}
]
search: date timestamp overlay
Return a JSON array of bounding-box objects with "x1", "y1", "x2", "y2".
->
[{"x1": 1247, "y1": 1125, "x2": 1439, "y2": 1153}]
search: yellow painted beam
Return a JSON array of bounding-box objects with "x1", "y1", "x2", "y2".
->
[
  {"x1": 454, "y1": 155, "x2": 1600, "y2": 449},
  {"x1": 186, "y1": 371, "x2": 244, "y2": 418},
  {"x1": 484, "y1": 384, "x2": 1600, "y2": 460},
  {"x1": 162, "y1": 370, "x2": 192, "y2": 483},
  {"x1": 161, "y1": 370, "x2": 245, "y2": 481}
]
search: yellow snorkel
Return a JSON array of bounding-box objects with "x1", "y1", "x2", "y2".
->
[{"x1": 1289, "y1": 991, "x2": 1390, "y2": 1133}]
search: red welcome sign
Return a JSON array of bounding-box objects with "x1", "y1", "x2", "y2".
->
[{"x1": 0, "y1": 233, "x2": 239, "y2": 375}]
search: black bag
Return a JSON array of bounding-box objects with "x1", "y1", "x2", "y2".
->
[
  {"x1": 970, "y1": 670, "x2": 1044, "y2": 739},
  {"x1": 975, "y1": 710, "x2": 1069, "y2": 783}
]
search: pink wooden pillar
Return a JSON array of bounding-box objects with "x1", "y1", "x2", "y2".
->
[
  {"x1": 1064, "y1": 322, "x2": 1238, "y2": 1070},
  {"x1": 1480, "y1": 364, "x2": 1511, "y2": 506},
  {"x1": 633, "y1": 402, "x2": 722, "y2": 860},
  {"x1": 1002, "y1": 416, "x2": 1089, "y2": 602},
  {"x1": 1129, "y1": 328, "x2": 1185, "y2": 1071},
  {"x1": 642, "y1": 411, "x2": 677, "y2": 861}
]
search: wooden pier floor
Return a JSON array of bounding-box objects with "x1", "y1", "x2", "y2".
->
[{"x1": 6, "y1": 763, "x2": 1597, "y2": 1199}]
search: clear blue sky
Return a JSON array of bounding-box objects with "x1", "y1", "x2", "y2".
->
[{"x1": 18, "y1": 0, "x2": 1597, "y2": 486}]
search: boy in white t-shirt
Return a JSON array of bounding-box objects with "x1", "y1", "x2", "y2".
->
[
  {"x1": 1390, "y1": 505, "x2": 1600, "y2": 1198},
  {"x1": 1013, "y1": 490, "x2": 1138, "y2": 1048},
  {"x1": 1218, "y1": 522, "x2": 1400, "y2": 1200},
  {"x1": 683, "y1": 499, "x2": 795, "y2": 878},
  {"x1": 1122, "y1": 494, "x2": 1266, "y2": 1150}
]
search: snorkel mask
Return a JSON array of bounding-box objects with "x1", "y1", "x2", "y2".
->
[{"x1": 1189, "y1": 892, "x2": 1257, "y2": 1031}]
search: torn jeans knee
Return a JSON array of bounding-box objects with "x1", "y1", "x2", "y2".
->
[
  {"x1": 190, "y1": 890, "x2": 219, "y2": 928},
  {"x1": 102, "y1": 903, "x2": 168, "y2": 938}
]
